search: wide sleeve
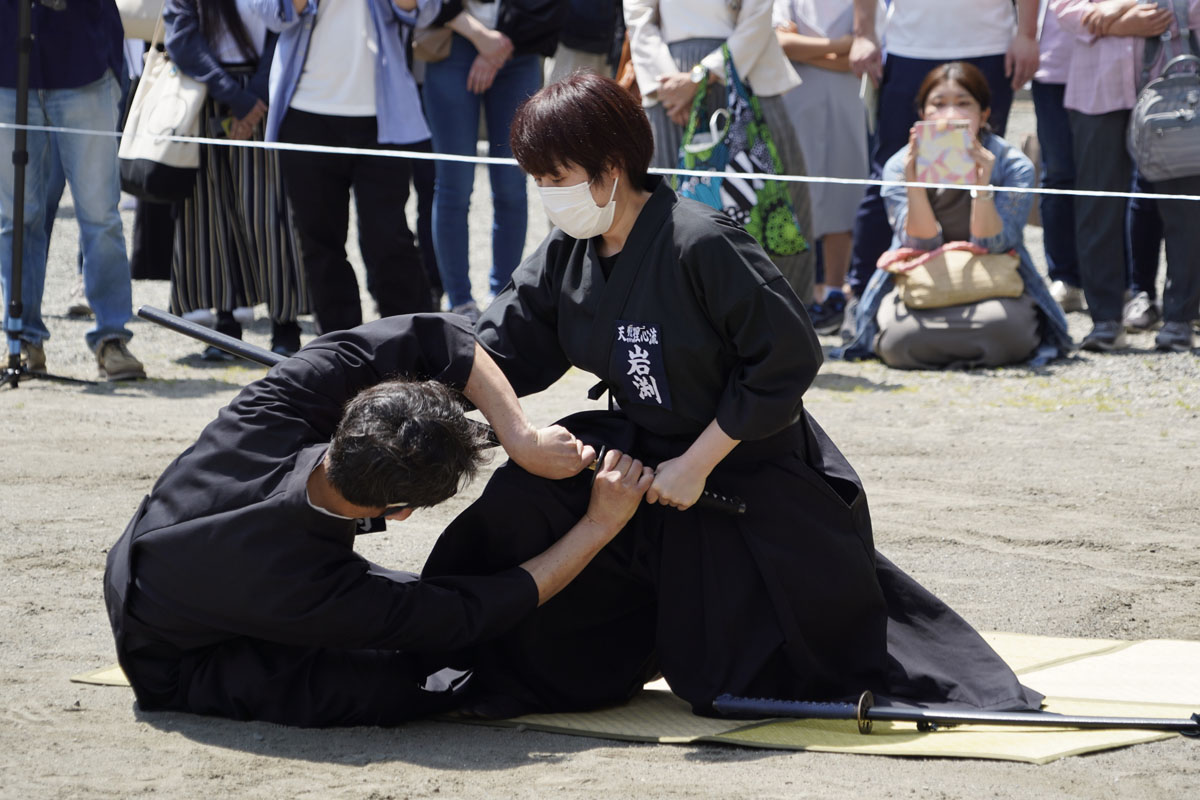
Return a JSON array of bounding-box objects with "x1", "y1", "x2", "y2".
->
[
  {"x1": 1049, "y1": 0, "x2": 1100, "y2": 42},
  {"x1": 134, "y1": 516, "x2": 541, "y2": 653},
  {"x1": 163, "y1": 0, "x2": 262, "y2": 118},
  {"x1": 475, "y1": 236, "x2": 573, "y2": 397},
  {"x1": 687, "y1": 217, "x2": 822, "y2": 441},
  {"x1": 880, "y1": 146, "x2": 944, "y2": 251},
  {"x1": 972, "y1": 140, "x2": 1034, "y2": 254},
  {"x1": 244, "y1": 0, "x2": 312, "y2": 32},
  {"x1": 624, "y1": 0, "x2": 679, "y2": 102},
  {"x1": 699, "y1": 0, "x2": 776, "y2": 84},
  {"x1": 228, "y1": 313, "x2": 478, "y2": 445},
  {"x1": 385, "y1": 0, "x2": 443, "y2": 27}
]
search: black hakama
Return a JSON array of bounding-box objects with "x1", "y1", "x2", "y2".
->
[
  {"x1": 103, "y1": 315, "x2": 540, "y2": 727},
  {"x1": 423, "y1": 178, "x2": 1040, "y2": 717}
]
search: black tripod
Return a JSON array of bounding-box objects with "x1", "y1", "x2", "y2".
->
[{"x1": 3, "y1": 0, "x2": 93, "y2": 388}]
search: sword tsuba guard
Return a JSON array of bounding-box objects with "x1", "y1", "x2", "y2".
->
[{"x1": 856, "y1": 690, "x2": 874, "y2": 735}]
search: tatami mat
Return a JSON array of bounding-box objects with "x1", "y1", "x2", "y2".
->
[{"x1": 73, "y1": 633, "x2": 1199, "y2": 763}]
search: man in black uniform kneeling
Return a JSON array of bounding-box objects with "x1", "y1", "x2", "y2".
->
[{"x1": 103, "y1": 314, "x2": 653, "y2": 727}]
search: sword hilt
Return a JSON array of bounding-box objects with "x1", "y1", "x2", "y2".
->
[{"x1": 589, "y1": 446, "x2": 746, "y2": 516}]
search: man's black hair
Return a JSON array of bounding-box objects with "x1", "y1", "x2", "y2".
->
[{"x1": 325, "y1": 378, "x2": 489, "y2": 509}]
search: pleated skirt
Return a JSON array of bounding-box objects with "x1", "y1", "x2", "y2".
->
[
  {"x1": 423, "y1": 409, "x2": 1042, "y2": 718},
  {"x1": 646, "y1": 38, "x2": 815, "y2": 304},
  {"x1": 170, "y1": 74, "x2": 308, "y2": 323}
]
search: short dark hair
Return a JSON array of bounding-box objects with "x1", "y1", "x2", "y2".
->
[
  {"x1": 510, "y1": 71, "x2": 654, "y2": 187},
  {"x1": 325, "y1": 379, "x2": 488, "y2": 509}
]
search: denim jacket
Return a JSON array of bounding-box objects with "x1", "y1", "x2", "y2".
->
[
  {"x1": 836, "y1": 132, "x2": 1073, "y2": 366},
  {"x1": 246, "y1": 0, "x2": 442, "y2": 144}
]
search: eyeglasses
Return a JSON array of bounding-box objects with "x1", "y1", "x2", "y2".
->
[{"x1": 381, "y1": 501, "x2": 415, "y2": 516}]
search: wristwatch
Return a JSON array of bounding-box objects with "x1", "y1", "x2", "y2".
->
[
  {"x1": 690, "y1": 64, "x2": 709, "y2": 84},
  {"x1": 970, "y1": 187, "x2": 995, "y2": 201}
]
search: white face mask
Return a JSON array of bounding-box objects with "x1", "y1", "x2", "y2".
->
[{"x1": 537, "y1": 176, "x2": 619, "y2": 239}]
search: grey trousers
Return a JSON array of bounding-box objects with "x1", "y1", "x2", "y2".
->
[{"x1": 1069, "y1": 109, "x2": 1200, "y2": 324}]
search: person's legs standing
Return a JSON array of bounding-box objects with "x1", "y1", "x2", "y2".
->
[
  {"x1": 424, "y1": 36, "x2": 483, "y2": 312},
  {"x1": 964, "y1": 54, "x2": 1013, "y2": 137},
  {"x1": 1030, "y1": 80, "x2": 1084, "y2": 307},
  {"x1": 1069, "y1": 109, "x2": 1132, "y2": 348},
  {"x1": 352, "y1": 127, "x2": 432, "y2": 318},
  {"x1": 45, "y1": 72, "x2": 139, "y2": 370},
  {"x1": 847, "y1": 55, "x2": 934, "y2": 299},
  {"x1": 409, "y1": 136, "x2": 441, "y2": 305},
  {"x1": 1153, "y1": 173, "x2": 1200, "y2": 351},
  {"x1": 482, "y1": 52, "x2": 540, "y2": 298},
  {"x1": 1123, "y1": 170, "x2": 1164, "y2": 330},
  {"x1": 278, "y1": 109, "x2": 360, "y2": 334},
  {"x1": 0, "y1": 87, "x2": 52, "y2": 353}
]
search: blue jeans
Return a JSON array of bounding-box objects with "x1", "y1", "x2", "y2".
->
[
  {"x1": 1030, "y1": 81, "x2": 1081, "y2": 288},
  {"x1": 1, "y1": 70, "x2": 132, "y2": 350},
  {"x1": 423, "y1": 35, "x2": 541, "y2": 308},
  {"x1": 847, "y1": 53, "x2": 1013, "y2": 296}
]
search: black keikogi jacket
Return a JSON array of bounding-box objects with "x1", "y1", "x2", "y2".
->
[{"x1": 103, "y1": 314, "x2": 538, "y2": 726}]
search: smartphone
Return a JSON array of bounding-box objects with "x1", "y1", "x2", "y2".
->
[{"x1": 913, "y1": 119, "x2": 972, "y2": 186}]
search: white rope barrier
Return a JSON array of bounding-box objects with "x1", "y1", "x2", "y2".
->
[{"x1": 3, "y1": 120, "x2": 1199, "y2": 203}]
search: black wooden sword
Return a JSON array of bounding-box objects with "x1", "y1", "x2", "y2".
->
[
  {"x1": 137, "y1": 305, "x2": 746, "y2": 516},
  {"x1": 712, "y1": 691, "x2": 1200, "y2": 736}
]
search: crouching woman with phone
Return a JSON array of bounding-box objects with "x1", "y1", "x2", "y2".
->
[{"x1": 839, "y1": 62, "x2": 1071, "y2": 369}]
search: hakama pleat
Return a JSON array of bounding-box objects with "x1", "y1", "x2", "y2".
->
[{"x1": 424, "y1": 410, "x2": 1040, "y2": 718}]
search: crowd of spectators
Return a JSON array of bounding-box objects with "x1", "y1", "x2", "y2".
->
[{"x1": 2, "y1": 0, "x2": 1198, "y2": 381}]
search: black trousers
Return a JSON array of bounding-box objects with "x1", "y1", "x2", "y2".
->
[
  {"x1": 1070, "y1": 109, "x2": 1200, "y2": 324},
  {"x1": 277, "y1": 109, "x2": 432, "y2": 334}
]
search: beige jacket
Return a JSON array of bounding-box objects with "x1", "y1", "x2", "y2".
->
[{"x1": 624, "y1": 0, "x2": 802, "y2": 105}]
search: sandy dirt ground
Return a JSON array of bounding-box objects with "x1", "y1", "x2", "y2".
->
[{"x1": 1, "y1": 97, "x2": 1198, "y2": 798}]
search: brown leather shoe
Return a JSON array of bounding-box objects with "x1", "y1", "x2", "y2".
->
[
  {"x1": 95, "y1": 338, "x2": 146, "y2": 381},
  {"x1": 21, "y1": 340, "x2": 46, "y2": 373}
]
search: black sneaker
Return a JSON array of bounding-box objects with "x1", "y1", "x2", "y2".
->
[
  {"x1": 1155, "y1": 321, "x2": 1195, "y2": 353},
  {"x1": 839, "y1": 294, "x2": 859, "y2": 342},
  {"x1": 270, "y1": 320, "x2": 302, "y2": 357},
  {"x1": 1080, "y1": 321, "x2": 1128, "y2": 352},
  {"x1": 809, "y1": 292, "x2": 847, "y2": 336}
]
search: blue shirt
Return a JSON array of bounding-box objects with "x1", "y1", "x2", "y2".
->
[
  {"x1": 0, "y1": 0, "x2": 125, "y2": 91},
  {"x1": 246, "y1": 0, "x2": 442, "y2": 144},
  {"x1": 836, "y1": 132, "x2": 1072, "y2": 365}
]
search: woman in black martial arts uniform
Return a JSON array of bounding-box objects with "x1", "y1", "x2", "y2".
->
[{"x1": 423, "y1": 72, "x2": 1041, "y2": 718}]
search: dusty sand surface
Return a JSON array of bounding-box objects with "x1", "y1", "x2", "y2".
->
[{"x1": 2, "y1": 97, "x2": 1198, "y2": 798}]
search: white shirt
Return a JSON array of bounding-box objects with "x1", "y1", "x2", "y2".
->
[
  {"x1": 883, "y1": 0, "x2": 1015, "y2": 60},
  {"x1": 290, "y1": 0, "x2": 378, "y2": 116},
  {"x1": 625, "y1": 0, "x2": 801, "y2": 103},
  {"x1": 210, "y1": 0, "x2": 268, "y2": 64},
  {"x1": 464, "y1": 0, "x2": 500, "y2": 29}
]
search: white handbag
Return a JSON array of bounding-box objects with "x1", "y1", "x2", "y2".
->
[
  {"x1": 116, "y1": 0, "x2": 166, "y2": 41},
  {"x1": 117, "y1": 16, "x2": 207, "y2": 202}
]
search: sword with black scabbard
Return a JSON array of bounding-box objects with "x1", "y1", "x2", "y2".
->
[
  {"x1": 137, "y1": 305, "x2": 747, "y2": 516},
  {"x1": 712, "y1": 690, "x2": 1200, "y2": 736}
]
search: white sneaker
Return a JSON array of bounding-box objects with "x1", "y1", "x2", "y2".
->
[
  {"x1": 182, "y1": 309, "x2": 215, "y2": 327},
  {"x1": 66, "y1": 275, "x2": 92, "y2": 318},
  {"x1": 232, "y1": 306, "x2": 255, "y2": 326},
  {"x1": 1049, "y1": 280, "x2": 1086, "y2": 313}
]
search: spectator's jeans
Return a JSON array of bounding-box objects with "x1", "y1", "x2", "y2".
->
[
  {"x1": 847, "y1": 53, "x2": 1013, "y2": 297},
  {"x1": 423, "y1": 35, "x2": 541, "y2": 308},
  {"x1": 277, "y1": 109, "x2": 431, "y2": 335},
  {"x1": 1030, "y1": 81, "x2": 1081, "y2": 288},
  {"x1": 1070, "y1": 109, "x2": 1200, "y2": 324},
  {"x1": 1, "y1": 71, "x2": 133, "y2": 349}
]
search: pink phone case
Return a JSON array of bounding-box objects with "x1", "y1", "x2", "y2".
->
[{"x1": 914, "y1": 120, "x2": 973, "y2": 186}]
